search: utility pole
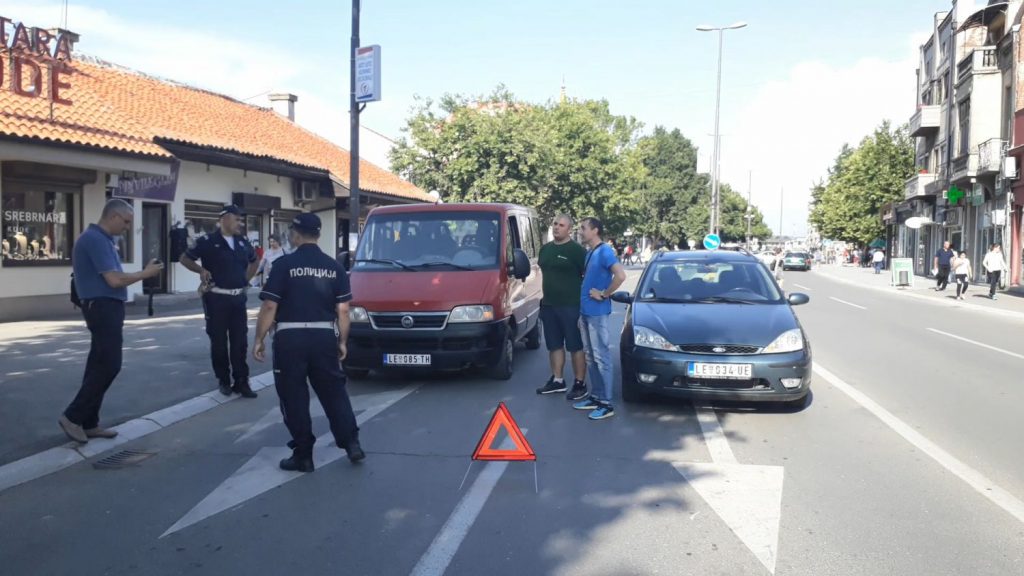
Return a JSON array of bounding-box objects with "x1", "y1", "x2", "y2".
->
[
  {"x1": 745, "y1": 170, "x2": 752, "y2": 249},
  {"x1": 348, "y1": 0, "x2": 361, "y2": 259},
  {"x1": 779, "y1": 186, "x2": 784, "y2": 239}
]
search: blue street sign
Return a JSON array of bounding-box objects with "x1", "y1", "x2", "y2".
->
[{"x1": 703, "y1": 233, "x2": 721, "y2": 250}]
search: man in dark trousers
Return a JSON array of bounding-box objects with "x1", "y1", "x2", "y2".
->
[
  {"x1": 253, "y1": 213, "x2": 364, "y2": 472},
  {"x1": 933, "y1": 241, "x2": 955, "y2": 291},
  {"x1": 180, "y1": 205, "x2": 259, "y2": 398},
  {"x1": 59, "y1": 199, "x2": 164, "y2": 443}
]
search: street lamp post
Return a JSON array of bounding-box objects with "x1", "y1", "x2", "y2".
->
[{"x1": 697, "y1": 21, "x2": 747, "y2": 236}]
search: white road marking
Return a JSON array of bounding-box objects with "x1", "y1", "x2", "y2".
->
[
  {"x1": 829, "y1": 296, "x2": 867, "y2": 310},
  {"x1": 233, "y1": 392, "x2": 399, "y2": 444},
  {"x1": 793, "y1": 283, "x2": 812, "y2": 291},
  {"x1": 161, "y1": 385, "x2": 419, "y2": 537},
  {"x1": 675, "y1": 407, "x2": 783, "y2": 574},
  {"x1": 813, "y1": 363, "x2": 1024, "y2": 525},
  {"x1": 926, "y1": 328, "x2": 1024, "y2": 361},
  {"x1": 409, "y1": 433, "x2": 525, "y2": 576}
]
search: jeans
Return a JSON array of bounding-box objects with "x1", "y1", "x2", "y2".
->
[
  {"x1": 580, "y1": 314, "x2": 613, "y2": 405},
  {"x1": 936, "y1": 265, "x2": 951, "y2": 290},
  {"x1": 955, "y1": 274, "x2": 969, "y2": 297},
  {"x1": 989, "y1": 270, "x2": 1002, "y2": 297},
  {"x1": 64, "y1": 298, "x2": 125, "y2": 429},
  {"x1": 873, "y1": 261, "x2": 883, "y2": 274}
]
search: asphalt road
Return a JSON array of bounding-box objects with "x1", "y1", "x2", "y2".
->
[{"x1": 1, "y1": 268, "x2": 1023, "y2": 575}]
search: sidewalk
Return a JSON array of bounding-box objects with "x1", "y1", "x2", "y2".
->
[{"x1": 810, "y1": 264, "x2": 1024, "y2": 319}]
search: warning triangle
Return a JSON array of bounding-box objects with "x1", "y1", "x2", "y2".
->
[{"x1": 472, "y1": 402, "x2": 536, "y2": 461}]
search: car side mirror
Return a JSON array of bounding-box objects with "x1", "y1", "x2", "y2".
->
[
  {"x1": 511, "y1": 248, "x2": 531, "y2": 280},
  {"x1": 787, "y1": 293, "x2": 810, "y2": 306},
  {"x1": 610, "y1": 291, "x2": 632, "y2": 304}
]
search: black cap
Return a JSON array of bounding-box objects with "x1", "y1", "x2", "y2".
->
[
  {"x1": 219, "y1": 204, "x2": 241, "y2": 217},
  {"x1": 290, "y1": 213, "x2": 321, "y2": 234}
]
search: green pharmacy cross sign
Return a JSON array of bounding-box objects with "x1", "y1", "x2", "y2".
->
[{"x1": 947, "y1": 185, "x2": 964, "y2": 205}]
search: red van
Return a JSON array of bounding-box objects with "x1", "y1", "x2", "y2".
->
[{"x1": 344, "y1": 203, "x2": 544, "y2": 380}]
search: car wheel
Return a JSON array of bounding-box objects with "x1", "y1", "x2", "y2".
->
[
  {"x1": 345, "y1": 368, "x2": 370, "y2": 380},
  {"x1": 487, "y1": 331, "x2": 515, "y2": 380},
  {"x1": 524, "y1": 321, "x2": 541, "y2": 350}
]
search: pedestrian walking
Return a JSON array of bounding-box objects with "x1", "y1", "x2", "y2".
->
[
  {"x1": 255, "y1": 234, "x2": 285, "y2": 287},
  {"x1": 933, "y1": 241, "x2": 954, "y2": 291},
  {"x1": 253, "y1": 213, "x2": 364, "y2": 472},
  {"x1": 952, "y1": 251, "x2": 972, "y2": 300},
  {"x1": 535, "y1": 215, "x2": 588, "y2": 401},
  {"x1": 180, "y1": 204, "x2": 259, "y2": 398},
  {"x1": 58, "y1": 200, "x2": 165, "y2": 443},
  {"x1": 982, "y1": 243, "x2": 1007, "y2": 300},
  {"x1": 574, "y1": 217, "x2": 627, "y2": 420},
  {"x1": 772, "y1": 248, "x2": 785, "y2": 288},
  {"x1": 871, "y1": 248, "x2": 885, "y2": 274}
]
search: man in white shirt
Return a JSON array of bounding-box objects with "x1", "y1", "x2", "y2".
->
[
  {"x1": 871, "y1": 249, "x2": 885, "y2": 274},
  {"x1": 982, "y1": 243, "x2": 1008, "y2": 300}
]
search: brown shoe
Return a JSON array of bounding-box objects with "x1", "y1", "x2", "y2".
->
[
  {"x1": 58, "y1": 415, "x2": 88, "y2": 443},
  {"x1": 85, "y1": 427, "x2": 119, "y2": 439}
]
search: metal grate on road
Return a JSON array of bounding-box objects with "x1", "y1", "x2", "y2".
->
[{"x1": 92, "y1": 449, "x2": 157, "y2": 470}]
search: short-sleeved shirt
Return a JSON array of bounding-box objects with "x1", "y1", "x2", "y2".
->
[
  {"x1": 259, "y1": 244, "x2": 352, "y2": 323},
  {"x1": 935, "y1": 248, "x2": 954, "y2": 267},
  {"x1": 184, "y1": 229, "x2": 256, "y2": 289},
  {"x1": 581, "y1": 243, "x2": 619, "y2": 317},
  {"x1": 538, "y1": 240, "x2": 586, "y2": 307},
  {"x1": 73, "y1": 223, "x2": 126, "y2": 301}
]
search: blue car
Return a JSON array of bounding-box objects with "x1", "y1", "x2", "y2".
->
[{"x1": 612, "y1": 250, "x2": 812, "y2": 408}]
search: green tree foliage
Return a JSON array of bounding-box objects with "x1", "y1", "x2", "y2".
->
[{"x1": 809, "y1": 122, "x2": 913, "y2": 244}]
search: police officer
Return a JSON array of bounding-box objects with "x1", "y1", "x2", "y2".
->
[
  {"x1": 180, "y1": 204, "x2": 259, "y2": 398},
  {"x1": 253, "y1": 213, "x2": 364, "y2": 472}
]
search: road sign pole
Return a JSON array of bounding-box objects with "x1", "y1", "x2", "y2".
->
[{"x1": 349, "y1": 0, "x2": 361, "y2": 255}]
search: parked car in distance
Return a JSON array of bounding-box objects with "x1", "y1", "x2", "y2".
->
[
  {"x1": 783, "y1": 251, "x2": 812, "y2": 271},
  {"x1": 613, "y1": 250, "x2": 812, "y2": 408}
]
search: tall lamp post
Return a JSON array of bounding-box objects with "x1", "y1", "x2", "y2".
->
[{"x1": 697, "y1": 21, "x2": 747, "y2": 236}]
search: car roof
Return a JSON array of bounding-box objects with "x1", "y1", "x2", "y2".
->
[
  {"x1": 653, "y1": 250, "x2": 759, "y2": 263},
  {"x1": 367, "y1": 202, "x2": 532, "y2": 216}
]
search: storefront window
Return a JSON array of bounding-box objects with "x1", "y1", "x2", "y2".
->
[
  {"x1": 184, "y1": 200, "x2": 223, "y2": 249},
  {"x1": 2, "y1": 182, "x2": 77, "y2": 266},
  {"x1": 273, "y1": 210, "x2": 300, "y2": 254}
]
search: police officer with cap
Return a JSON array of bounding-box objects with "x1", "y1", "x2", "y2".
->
[
  {"x1": 253, "y1": 212, "x2": 364, "y2": 472},
  {"x1": 180, "y1": 204, "x2": 259, "y2": 398}
]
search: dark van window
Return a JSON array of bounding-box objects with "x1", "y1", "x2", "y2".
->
[
  {"x1": 354, "y1": 211, "x2": 500, "y2": 271},
  {"x1": 515, "y1": 215, "x2": 536, "y2": 258}
]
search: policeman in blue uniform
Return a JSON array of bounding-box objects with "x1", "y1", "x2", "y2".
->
[
  {"x1": 180, "y1": 204, "x2": 259, "y2": 398},
  {"x1": 253, "y1": 213, "x2": 364, "y2": 472}
]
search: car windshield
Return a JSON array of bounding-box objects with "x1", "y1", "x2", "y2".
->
[
  {"x1": 637, "y1": 260, "x2": 783, "y2": 303},
  {"x1": 354, "y1": 211, "x2": 500, "y2": 271},
  {"x1": 786, "y1": 252, "x2": 810, "y2": 259}
]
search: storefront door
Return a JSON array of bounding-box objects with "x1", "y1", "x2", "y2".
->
[{"x1": 142, "y1": 203, "x2": 168, "y2": 293}]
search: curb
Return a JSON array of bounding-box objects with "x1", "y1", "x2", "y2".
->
[
  {"x1": 0, "y1": 371, "x2": 275, "y2": 494},
  {"x1": 812, "y1": 269, "x2": 1024, "y2": 323}
]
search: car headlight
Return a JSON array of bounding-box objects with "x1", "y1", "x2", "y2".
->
[
  {"x1": 761, "y1": 328, "x2": 804, "y2": 354},
  {"x1": 449, "y1": 305, "x2": 494, "y2": 323},
  {"x1": 633, "y1": 326, "x2": 678, "y2": 351},
  {"x1": 349, "y1": 306, "x2": 369, "y2": 323}
]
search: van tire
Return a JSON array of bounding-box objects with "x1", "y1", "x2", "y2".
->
[
  {"x1": 524, "y1": 321, "x2": 541, "y2": 350},
  {"x1": 488, "y1": 331, "x2": 515, "y2": 380}
]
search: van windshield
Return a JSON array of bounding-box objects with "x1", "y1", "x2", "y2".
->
[{"x1": 354, "y1": 211, "x2": 501, "y2": 271}]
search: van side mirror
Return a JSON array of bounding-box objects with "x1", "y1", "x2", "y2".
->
[
  {"x1": 610, "y1": 291, "x2": 632, "y2": 304},
  {"x1": 787, "y1": 293, "x2": 810, "y2": 306},
  {"x1": 511, "y1": 248, "x2": 531, "y2": 280}
]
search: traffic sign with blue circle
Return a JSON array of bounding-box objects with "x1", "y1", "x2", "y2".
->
[{"x1": 703, "y1": 234, "x2": 721, "y2": 250}]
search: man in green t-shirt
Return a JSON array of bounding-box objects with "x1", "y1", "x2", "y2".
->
[{"x1": 536, "y1": 214, "x2": 589, "y2": 400}]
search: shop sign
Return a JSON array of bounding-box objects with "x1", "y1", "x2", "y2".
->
[
  {"x1": 114, "y1": 160, "x2": 180, "y2": 202},
  {"x1": 0, "y1": 16, "x2": 76, "y2": 105}
]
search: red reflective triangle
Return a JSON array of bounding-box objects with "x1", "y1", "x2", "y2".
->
[{"x1": 472, "y1": 402, "x2": 536, "y2": 461}]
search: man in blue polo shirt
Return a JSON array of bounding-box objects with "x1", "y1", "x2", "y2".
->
[
  {"x1": 573, "y1": 217, "x2": 627, "y2": 420},
  {"x1": 59, "y1": 199, "x2": 163, "y2": 444}
]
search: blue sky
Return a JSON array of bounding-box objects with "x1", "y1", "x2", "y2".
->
[{"x1": 9, "y1": 0, "x2": 952, "y2": 236}]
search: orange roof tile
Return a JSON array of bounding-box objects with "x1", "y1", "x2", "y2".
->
[{"x1": 0, "y1": 57, "x2": 430, "y2": 202}]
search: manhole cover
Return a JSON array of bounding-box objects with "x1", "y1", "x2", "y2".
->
[{"x1": 92, "y1": 449, "x2": 157, "y2": 470}]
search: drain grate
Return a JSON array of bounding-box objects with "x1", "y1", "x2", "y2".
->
[{"x1": 92, "y1": 449, "x2": 157, "y2": 470}]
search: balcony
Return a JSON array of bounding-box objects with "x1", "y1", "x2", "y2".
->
[
  {"x1": 905, "y1": 172, "x2": 936, "y2": 199},
  {"x1": 950, "y1": 153, "x2": 978, "y2": 183},
  {"x1": 978, "y1": 138, "x2": 1006, "y2": 175},
  {"x1": 957, "y1": 47, "x2": 998, "y2": 83},
  {"x1": 909, "y1": 105, "x2": 941, "y2": 137}
]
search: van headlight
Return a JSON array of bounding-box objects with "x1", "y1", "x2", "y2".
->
[
  {"x1": 633, "y1": 326, "x2": 678, "y2": 351},
  {"x1": 449, "y1": 305, "x2": 494, "y2": 323},
  {"x1": 349, "y1": 306, "x2": 369, "y2": 323},
  {"x1": 761, "y1": 329, "x2": 804, "y2": 354}
]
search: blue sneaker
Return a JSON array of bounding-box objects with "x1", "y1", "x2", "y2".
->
[
  {"x1": 573, "y1": 396, "x2": 600, "y2": 411},
  {"x1": 588, "y1": 404, "x2": 615, "y2": 420}
]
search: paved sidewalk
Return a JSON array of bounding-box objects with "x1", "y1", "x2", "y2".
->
[{"x1": 809, "y1": 264, "x2": 1024, "y2": 318}]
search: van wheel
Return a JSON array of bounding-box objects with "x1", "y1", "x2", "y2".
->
[
  {"x1": 487, "y1": 332, "x2": 515, "y2": 380},
  {"x1": 524, "y1": 321, "x2": 541, "y2": 350}
]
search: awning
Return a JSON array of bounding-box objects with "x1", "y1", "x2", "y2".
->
[{"x1": 957, "y1": 2, "x2": 1009, "y2": 33}]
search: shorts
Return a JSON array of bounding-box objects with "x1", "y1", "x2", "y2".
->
[{"x1": 540, "y1": 305, "x2": 583, "y2": 353}]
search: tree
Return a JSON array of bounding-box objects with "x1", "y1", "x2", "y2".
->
[{"x1": 809, "y1": 122, "x2": 913, "y2": 245}]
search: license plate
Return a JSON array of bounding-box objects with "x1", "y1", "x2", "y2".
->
[
  {"x1": 384, "y1": 354, "x2": 431, "y2": 366},
  {"x1": 688, "y1": 362, "x2": 752, "y2": 380}
]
